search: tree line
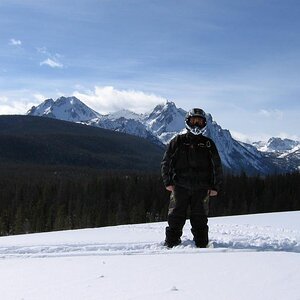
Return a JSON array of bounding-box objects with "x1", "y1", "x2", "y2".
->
[{"x1": 0, "y1": 166, "x2": 299, "y2": 236}]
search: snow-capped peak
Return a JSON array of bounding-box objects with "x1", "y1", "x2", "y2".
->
[
  {"x1": 105, "y1": 109, "x2": 142, "y2": 121},
  {"x1": 27, "y1": 96, "x2": 101, "y2": 122},
  {"x1": 147, "y1": 101, "x2": 183, "y2": 119},
  {"x1": 145, "y1": 100, "x2": 186, "y2": 143},
  {"x1": 26, "y1": 96, "x2": 299, "y2": 174},
  {"x1": 27, "y1": 98, "x2": 54, "y2": 116},
  {"x1": 253, "y1": 137, "x2": 300, "y2": 153}
]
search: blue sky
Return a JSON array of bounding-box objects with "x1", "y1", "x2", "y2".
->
[{"x1": 1, "y1": 0, "x2": 299, "y2": 142}]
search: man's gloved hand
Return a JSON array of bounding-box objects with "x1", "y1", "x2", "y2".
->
[
  {"x1": 166, "y1": 185, "x2": 175, "y2": 192},
  {"x1": 208, "y1": 189, "x2": 218, "y2": 196}
]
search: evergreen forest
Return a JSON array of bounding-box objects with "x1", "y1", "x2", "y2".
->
[{"x1": 0, "y1": 165, "x2": 299, "y2": 236}]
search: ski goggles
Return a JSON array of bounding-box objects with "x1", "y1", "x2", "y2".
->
[{"x1": 189, "y1": 116, "x2": 206, "y2": 127}]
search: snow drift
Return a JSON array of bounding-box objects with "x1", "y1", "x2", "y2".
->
[{"x1": 0, "y1": 211, "x2": 300, "y2": 299}]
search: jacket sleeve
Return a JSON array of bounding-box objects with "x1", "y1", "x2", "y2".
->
[
  {"x1": 209, "y1": 140, "x2": 223, "y2": 192},
  {"x1": 161, "y1": 136, "x2": 178, "y2": 187}
]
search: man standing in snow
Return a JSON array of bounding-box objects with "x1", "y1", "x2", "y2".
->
[{"x1": 161, "y1": 108, "x2": 223, "y2": 248}]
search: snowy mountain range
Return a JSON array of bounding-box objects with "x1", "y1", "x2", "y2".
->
[
  {"x1": 251, "y1": 138, "x2": 300, "y2": 172},
  {"x1": 27, "y1": 96, "x2": 101, "y2": 122},
  {"x1": 27, "y1": 96, "x2": 300, "y2": 174},
  {"x1": 253, "y1": 137, "x2": 300, "y2": 154}
]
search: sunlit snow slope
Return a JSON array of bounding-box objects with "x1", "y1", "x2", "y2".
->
[{"x1": 0, "y1": 211, "x2": 299, "y2": 300}]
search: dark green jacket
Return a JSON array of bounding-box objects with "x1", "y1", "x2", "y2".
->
[{"x1": 161, "y1": 132, "x2": 223, "y2": 191}]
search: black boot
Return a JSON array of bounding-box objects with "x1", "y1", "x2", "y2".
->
[
  {"x1": 164, "y1": 227, "x2": 182, "y2": 248},
  {"x1": 191, "y1": 227, "x2": 209, "y2": 248},
  {"x1": 164, "y1": 238, "x2": 181, "y2": 248}
]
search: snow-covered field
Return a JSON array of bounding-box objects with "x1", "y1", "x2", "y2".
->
[{"x1": 0, "y1": 211, "x2": 300, "y2": 300}]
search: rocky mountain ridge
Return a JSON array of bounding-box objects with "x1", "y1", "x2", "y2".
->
[{"x1": 27, "y1": 96, "x2": 300, "y2": 174}]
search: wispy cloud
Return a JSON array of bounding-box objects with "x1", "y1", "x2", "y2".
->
[
  {"x1": 258, "y1": 109, "x2": 283, "y2": 119},
  {"x1": 33, "y1": 93, "x2": 46, "y2": 102},
  {"x1": 230, "y1": 130, "x2": 254, "y2": 143},
  {"x1": 40, "y1": 58, "x2": 63, "y2": 68},
  {"x1": 0, "y1": 94, "x2": 36, "y2": 115},
  {"x1": 73, "y1": 86, "x2": 166, "y2": 114},
  {"x1": 9, "y1": 38, "x2": 22, "y2": 46},
  {"x1": 36, "y1": 47, "x2": 48, "y2": 55},
  {"x1": 278, "y1": 132, "x2": 300, "y2": 142},
  {"x1": 37, "y1": 47, "x2": 63, "y2": 68},
  {"x1": 0, "y1": 96, "x2": 9, "y2": 103}
]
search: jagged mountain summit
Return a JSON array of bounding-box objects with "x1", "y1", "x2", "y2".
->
[
  {"x1": 252, "y1": 138, "x2": 300, "y2": 172},
  {"x1": 86, "y1": 117, "x2": 163, "y2": 146},
  {"x1": 253, "y1": 137, "x2": 300, "y2": 153},
  {"x1": 143, "y1": 101, "x2": 187, "y2": 144},
  {"x1": 279, "y1": 146, "x2": 300, "y2": 171},
  {"x1": 27, "y1": 96, "x2": 101, "y2": 122},
  {"x1": 201, "y1": 115, "x2": 276, "y2": 175},
  {"x1": 27, "y1": 97, "x2": 299, "y2": 174},
  {"x1": 84, "y1": 101, "x2": 186, "y2": 146}
]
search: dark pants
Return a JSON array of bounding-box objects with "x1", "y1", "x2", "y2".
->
[{"x1": 165, "y1": 186, "x2": 209, "y2": 247}]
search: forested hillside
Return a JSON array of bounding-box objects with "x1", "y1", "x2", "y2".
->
[
  {"x1": 0, "y1": 167, "x2": 299, "y2": 236},
  {"x1": 0, "y1": 115, "x2": 164, "y2": 171},
  {"x1": 1, "y1": 115, "x2": 299, "y2": 236}
]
